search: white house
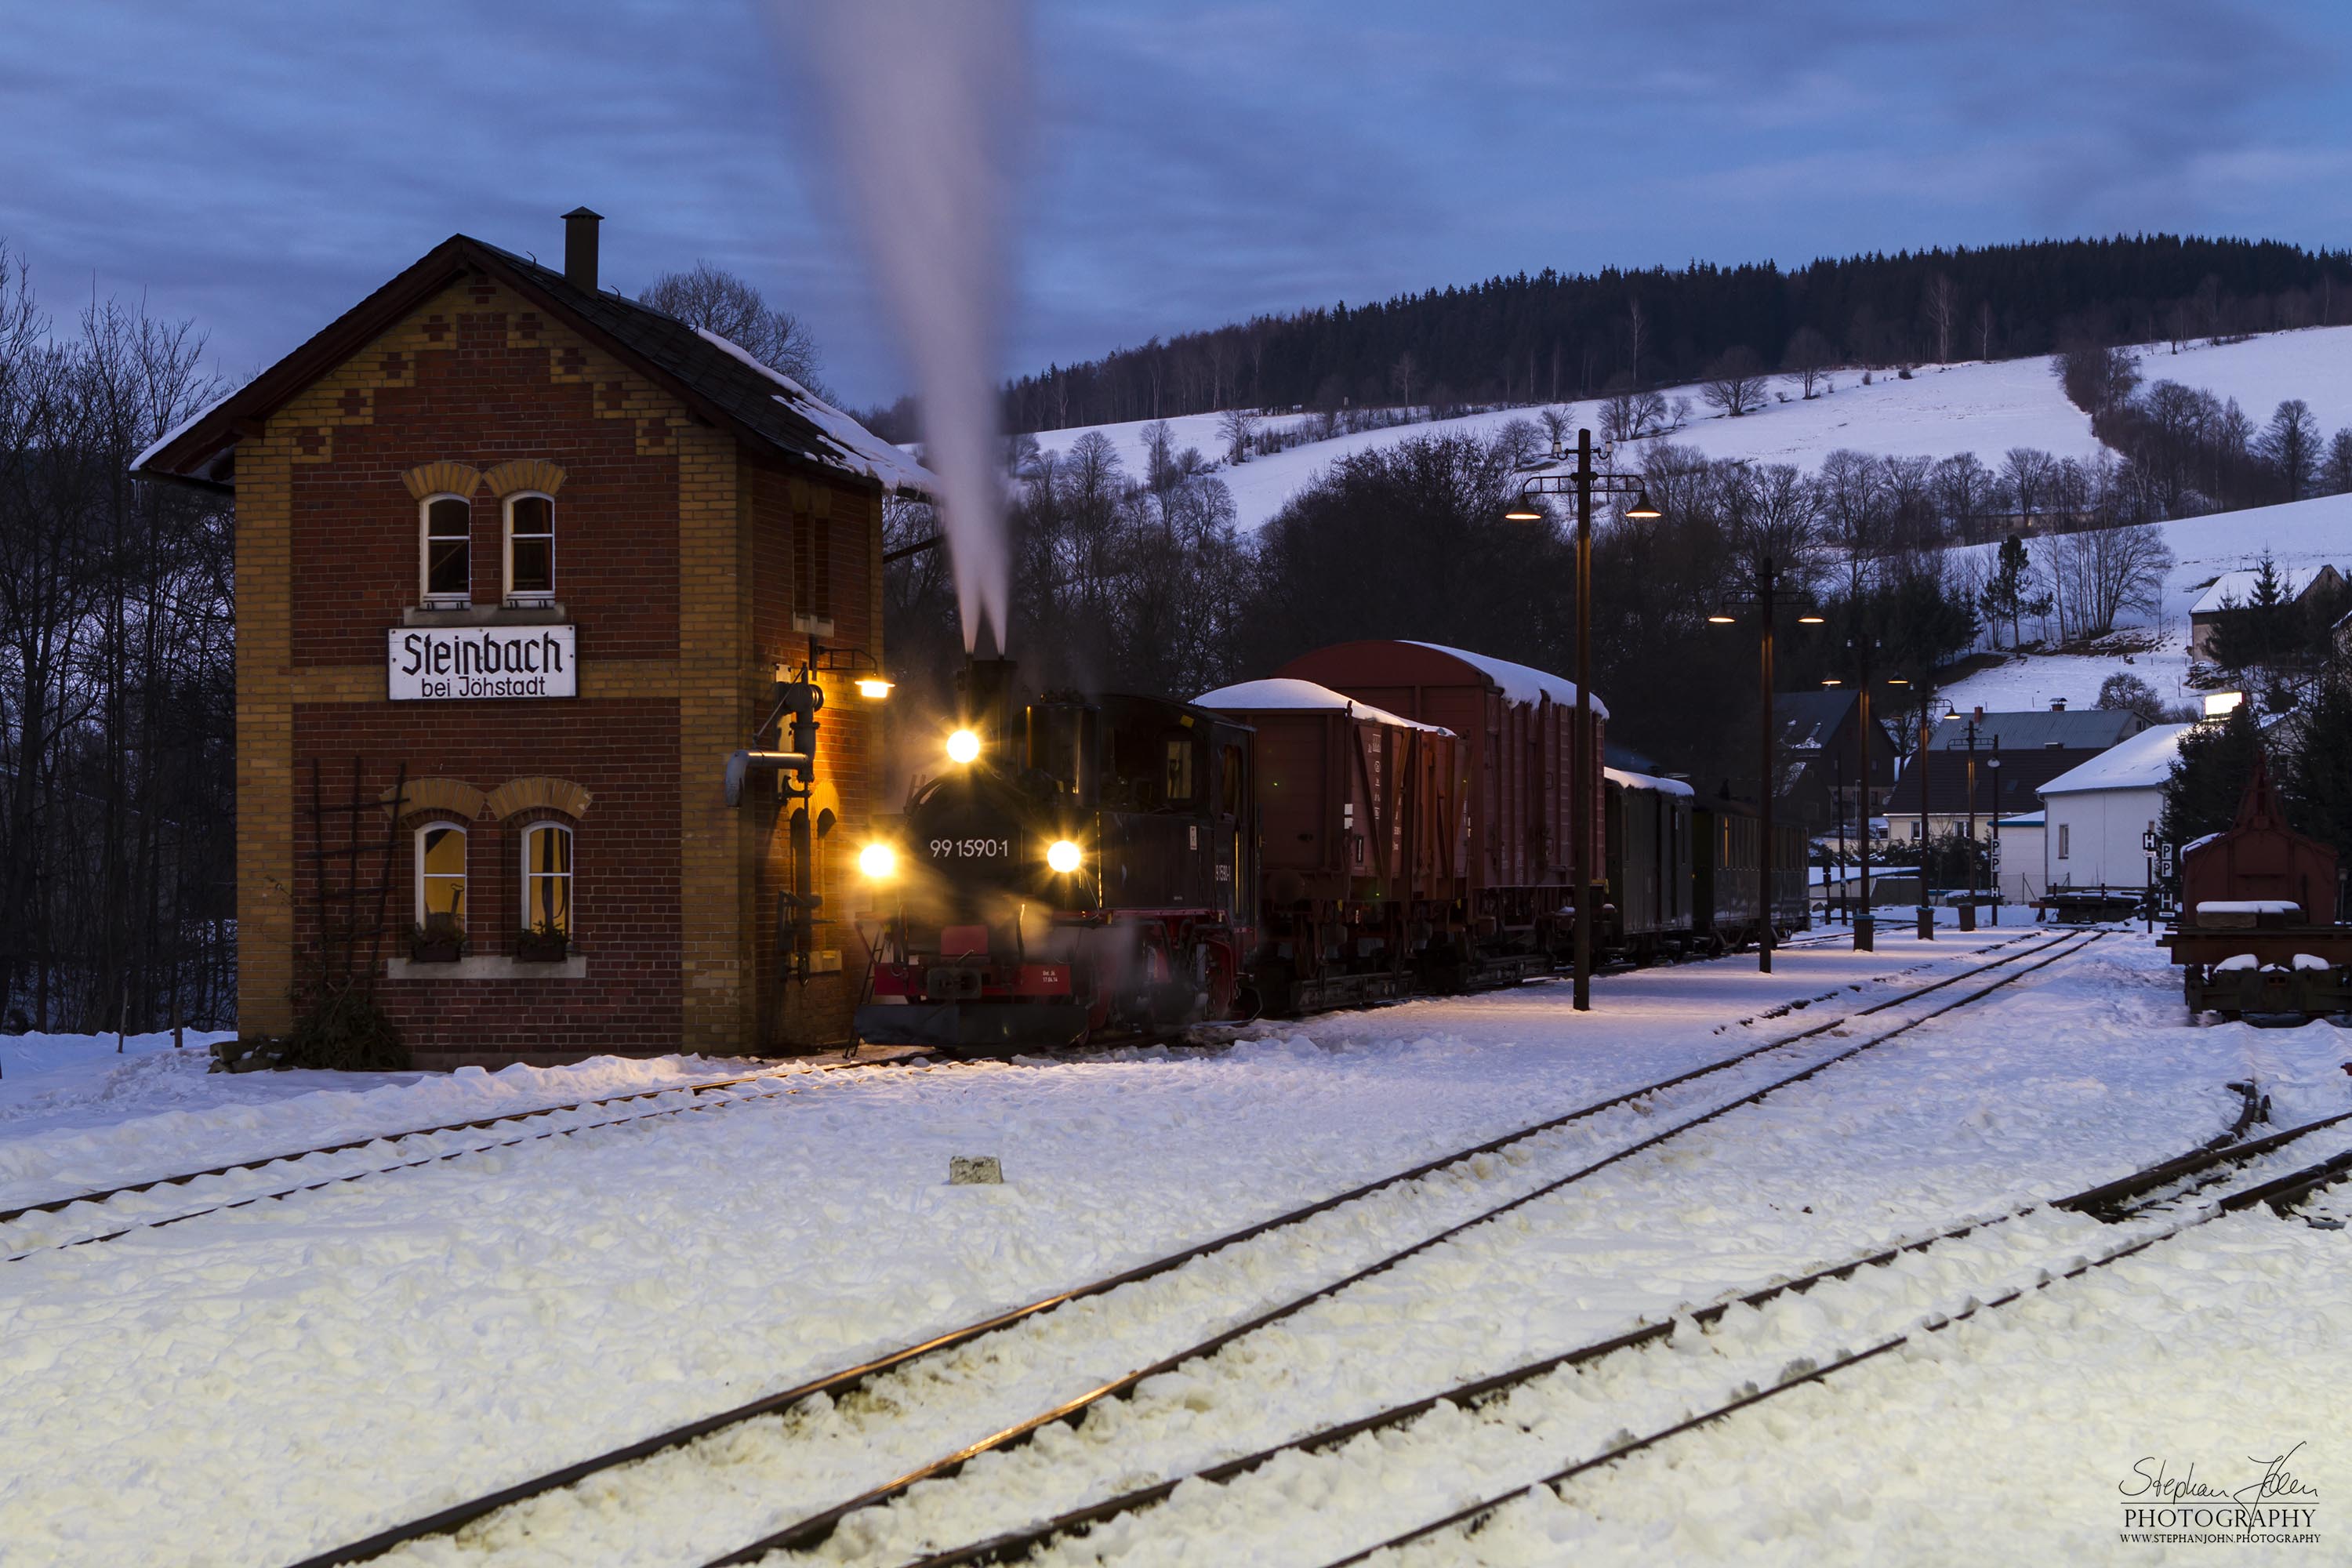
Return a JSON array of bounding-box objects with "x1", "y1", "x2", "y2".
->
[
  {"x1": 1992, "y1": 810, "x2": 2045, "y2": 904},
  {"x1": 2038, "y1": 723, "x2": 2194, "y2": 894}
]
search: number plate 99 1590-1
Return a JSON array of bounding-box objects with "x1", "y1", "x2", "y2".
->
[{"x1": 930, "y1": 838, "x2": 1013, "y2": 859}]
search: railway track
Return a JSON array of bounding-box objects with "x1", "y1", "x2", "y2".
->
[
  {"x1": 887, "y1": 1094, "x2": 2351, "y2": 1568},
  {"x1": 0, "y1": 1058, "x2": 926, "y2": 1263},
  {"x1": 289, "y1": 929, "x2": 2092, "y2": 1567},
  {"x1": 1318, "y1": 1131, "x2": 2352, "y2": 1568}
]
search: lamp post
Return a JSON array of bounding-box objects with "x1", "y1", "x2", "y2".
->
[
  {"x1": 1987, "y1": 747, "x2": 2003, "y2": 925},
  {"x1": 1943, "y1": 707, "x2": 1987, "y2": 932},
  {"x1": 1830, "y1": 638, "x2": 1891, "y2": 953},
  {"x1": 1505, "y1": 430, "x2": 1657, "y2": 1012},
  {"x1": 1710, "y1": 556, "x2": 1822, "y2": 973},
  {"x1": 1829, "y1": 742, "x2": 1846, "y2": 926}
]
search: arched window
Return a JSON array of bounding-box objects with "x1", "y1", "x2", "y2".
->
[
  {"x1": 521, "y1": 822, "x2": 572, "y2": 935},
  {"x1": 421, "y1": 495, "x2": 472, "y2": 606},
  {"x1": 505, "y1": 493, "x2": 556, "y2": 605},
  {"x1": 416, "y1": 824, "x2": 467, "y2": 931}
]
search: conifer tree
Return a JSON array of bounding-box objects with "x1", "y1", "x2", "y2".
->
[{"x1": 2159, "y1": 703, "x2": 2264, "y2": 850}]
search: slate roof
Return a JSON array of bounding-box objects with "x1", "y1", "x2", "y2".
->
[{"x1": 132, "y1": 231, "x2": 935, "y2": 500}]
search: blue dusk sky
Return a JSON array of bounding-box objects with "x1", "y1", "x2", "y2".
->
[{"x1": 3, "y1": 1, "x2": 2347, "y2": 411}]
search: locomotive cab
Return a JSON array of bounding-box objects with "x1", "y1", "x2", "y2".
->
[{"x1": 855, "y1": 668, "x2": 1256, "y2": 1053}]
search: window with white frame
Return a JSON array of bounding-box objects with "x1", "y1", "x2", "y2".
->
[
  {"x1": 521, "y1": 822, "x2": 572, "y2": 935},
  {"x1": 505, "y1": 493, "x2": 555, "y2": 604},
  {"x1": 416, "y1": 824, "x2": 468, "y2": 931},
  {"x1": 421, "y1": 495, "x2": 472, "y2": 606},
  {"x1": 2058, "y1": 823, "x2": 2071, "y2": 859}
]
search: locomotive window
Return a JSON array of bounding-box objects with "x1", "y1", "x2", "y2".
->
[
  {"x1": 1220, "y1": 743, "x2": 1244, "y2": 818},
  {"x1": 1106, "y1": 725, "x2": 1161, "y2": 810},
  {"x1": 1165, "y1": 737, "x2": 1196, "y2": 804}
]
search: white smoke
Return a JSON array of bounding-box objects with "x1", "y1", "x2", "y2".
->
[{"x1": 789, "y1": 0, "x2": 1028, "y2": 653}]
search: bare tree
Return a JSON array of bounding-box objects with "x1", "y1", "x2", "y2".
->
[
  {"x1": 1625, "y1": 297, "x2": 1646, "y2": 384},
  {"x1": 1783, "y1": 327, "x2": 1834, "y2": 398},
  {"x1": 641, "y1": 262, "x2": 826, "y2": 393},
  {"x1": 1389, "y1": 351, "x2": 1417, "y2": 406},
  {"x1": 2040, "y1": 523, "x2": 2173, "y2": 638},
  {"x1": 2323, "y1": 428, "x2": 2352, "y2": 495},
  {"x1": 1699, "y1": 347, "x2": 1768, "y2": 418},
  {"x1": 1974, "y1": 299, "x2": 1995, "y2": 361},
  {"x1": 1537, "y1": 405, "x2": 1573, "y2": 452},
  {"x1": 1923, "y1": 272, "x2": 1959, "y2": 364},
  {"x1": 1218, "y1": 405, "x2": 1258, "y2": 464},
  {"x1": 2256, "y1": 398, "x2": 2319, "y2": 500},
  {"x1": 1599, "y1": 376, "x2": 1668, "y2": 443}
]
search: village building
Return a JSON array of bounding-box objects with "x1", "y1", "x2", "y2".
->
[
  {"x1": 2187, "y1": 563, "x2": 2343, "y2": 660},
  {"x1": 134, "y1": 211, "x2": 931, "y2": 1069},
  {"x1": 1882, "y1": 702, "x2": 2148, "y2": 845},
  {"x1": 1772, "y1": 690, "x2": 1901, "y2": 838},
  {"x1": 2037, "y1": 722, "x2": 2195, "y2": 897}
]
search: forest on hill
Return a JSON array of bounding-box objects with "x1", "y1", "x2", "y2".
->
[{"x1": 998, "y1": 235, "x2": 2352, "y2": 435}]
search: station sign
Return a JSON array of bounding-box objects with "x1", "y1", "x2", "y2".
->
[{"x1": 388, "y1": 626, "x2": 576, "y2": 701}]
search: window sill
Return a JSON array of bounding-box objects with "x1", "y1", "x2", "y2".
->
[
  {"x1": 385, "y1": 954, "x2": 590, "y2": 980},
  {"x1": 403, "y1": 603, "x2": 569, "y2": 628}
]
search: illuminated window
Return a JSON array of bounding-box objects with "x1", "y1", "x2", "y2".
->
[
  {"x1": 421, "y1": 495, "x2": 471, "y2": 605},
  {"x1": 521, "y1": 823, "x2": 572, "y2": 935},
  {"x1": 506, "y1": 493, "x2": 555, "y2": 604},
  {"x1": 416, "y1": 825, "x2": 467, "y2": 931}
]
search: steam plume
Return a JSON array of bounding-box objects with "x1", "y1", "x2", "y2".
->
[{"x1": 791, "y1": 0, "x2": 1027, "y2": 653}]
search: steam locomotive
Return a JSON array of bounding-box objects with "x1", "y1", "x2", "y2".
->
[{"x1": 853, "y1": 644, "x2": 1806, "y2": 1052}]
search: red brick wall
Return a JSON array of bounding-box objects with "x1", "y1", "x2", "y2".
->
[
  {"x1": 287, "y1": 299, "x2": 681, "y2": 666},
  {"x1": 292, "y1": 703, "x2": 682, "y2": 1058}
]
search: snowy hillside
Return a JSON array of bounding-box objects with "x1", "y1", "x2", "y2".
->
[
  {"x1": 1941, "y1": 489, "x2": 2352, "y2": 714},
  {"x1": 1029, "y1": 354, "x2": 2100, "y2": 534},
  {"x1": 1022, "y1": 327, "x2": 2351, "y2": 539},
  {"x1": 2124, "y1": 322, "x2": 2352, "y2": 430}
]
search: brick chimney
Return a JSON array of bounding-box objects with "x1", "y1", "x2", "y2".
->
[
  {"x1": 2049, "y1": 697, "x2": 2067, "y2": 711},
  {"x1": 563, "y1": 207, "x2": 602, "y2": 292}
]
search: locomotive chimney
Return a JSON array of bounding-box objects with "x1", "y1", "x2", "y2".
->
[
  {"x1": 563, "y1": 206, "x2": 602, "y2": 292},
  {"x1": 956, "y1": 656, "x2": 1019, "y2": 759}
]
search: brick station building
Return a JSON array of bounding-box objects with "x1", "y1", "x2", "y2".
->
[{"x1": 136, "y1": 211, "x2": 930, "y2": 1068}]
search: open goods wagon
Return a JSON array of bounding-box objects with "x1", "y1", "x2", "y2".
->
[{"x1": 2161, "y1": 759, "x2": 2352, "y2": 1019}]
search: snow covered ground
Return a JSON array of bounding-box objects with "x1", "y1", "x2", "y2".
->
[
  {"x1": 2127, "y1": 323, "x2": 2352, "y2": 434},
  {"x1": 3, "y1": 927, "x2": 2345, "y2": 1566}
]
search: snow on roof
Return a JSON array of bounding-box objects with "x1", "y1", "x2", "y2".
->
[
  {"x1": 1193, "y1": 677, "x2": 1454, "y2": 735},
  {"x1": 691, "y1": 327, "x2": 938, "y2": 497},
  {"x1": 2189, "y1": 564, "x2": 2334, "y2": 616},
  {"x1": 2037, "y1": 723, "x2": 2193, "y2": 796},
  {"x1": 130, "y1": 387, "x2": 238, "y2": 474},
  {"x1": 1400, "y1": 642, "x2": 1610, "y2": 719},
  {"x1": 1603, "y1": 766, "x2": 1694, "y2": 797},
  {"x1": 1995, "y1": 809, "x2": 2045, "y2": 826}
]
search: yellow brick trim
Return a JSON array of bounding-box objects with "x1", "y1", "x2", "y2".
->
[
  {"x1": 381, "y1": 776, "x2": 487, "y2": 822},
  {"x1": 402, "y1": 460, "x2": 482, "y2": 501},
  {"x1": 485, "y1": 775, "x2": 592, "y2": 821},
  {"x1": 481, "y1": 458, "x2": 567, "y2": 498},
  {"x1": 238, "y1": 426, "x2": 298, "y2": 1036}
]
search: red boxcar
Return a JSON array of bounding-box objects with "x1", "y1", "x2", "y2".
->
[
  {"x1": 2163, "y1": 755, "x2": 2351, "y2": 1018},
  {"x1": 1194, "y1": 677, "x2": 1463, "y2": 1011},
  {"x1": 1272, "y1": 641, "x2": 1605, "y2": 962}
]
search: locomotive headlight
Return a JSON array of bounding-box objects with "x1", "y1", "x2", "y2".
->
[
  {"x1": 1046, "y1": 838, "x2": 1083, "y2": 874},
  {"x1": 857, "y1": 842, "x2": 898, "y2": 881},
  {"x1": 946, "y1": 728, "x2": 982, "y2": 765}
]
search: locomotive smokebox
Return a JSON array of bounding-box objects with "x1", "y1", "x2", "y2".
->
[{"x1": 957, "y1": 656, "x2": 1020, "y2": 758}]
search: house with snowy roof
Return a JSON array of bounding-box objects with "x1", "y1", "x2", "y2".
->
[
  {"x1": 2036, "y1": 722, "x2": 2194, "y2": 895},
  {"x1": 133, "y1": 209, "x2": 931, "y2": 1068},
  {"x1": 2187, "y1": 564, "x2": 2343, "y2": 660},
  {"x1": 1882, "y1": 702, "x2": 2147, "y2": 847}
]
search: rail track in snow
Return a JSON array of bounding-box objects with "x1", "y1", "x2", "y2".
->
[
  {"x1": 0, "y1": 1058, "x2": 937, "y2": 1263},
  {"x1": 889, "y1": 1093, "x2": 2350, "y2": 1568},
  {"x1": 284, "y1": 929, "x2": 2090, "y2": 1566}
]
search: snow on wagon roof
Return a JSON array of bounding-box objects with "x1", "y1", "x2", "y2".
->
[
  {"x1": 2037, "y1": 723, "x2": 2194, "y2": 796},
  {"x1": 1194, "y1": 677, "x2": 1454, "y2": 735},
  {"x1": 1603, "y1": 766, "x2": 1694, "y2": 797},
  {"x1": 1400, "y1": 642, "x2": 1610, "y2": 720}
]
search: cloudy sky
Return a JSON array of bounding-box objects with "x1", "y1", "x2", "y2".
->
[{"x1": 5, "y1": 1, "x2": 2347, "y2": 411}]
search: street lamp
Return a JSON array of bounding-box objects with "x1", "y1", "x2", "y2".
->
[
  {"x1": 1986, "y1": 749, "x2": 2004, "y2": 925},
  {"x1": 1708, "y1": 555, "x2": 1816, "y2": 974},
  {"x1": 1943, "y1": 708, "x2": 1991, "y2": 932},
  {"x1": 1504, "y1": 428, "x2": 1655, "y2": 1011}
]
